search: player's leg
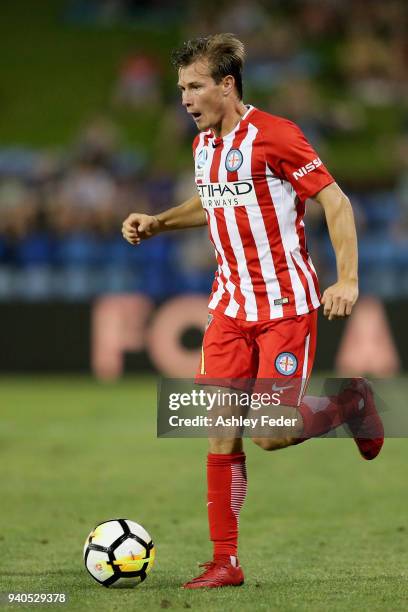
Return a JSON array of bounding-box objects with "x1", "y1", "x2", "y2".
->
[
  {"x1": 296, "y1": 378, "x2": 384, "y2": 460},
  {"x1": 251, "y1": 310, "x2": 383, "y2": 459},
  {"x1": 255, "y1": 382, "x2": 384, "y2": 459},
  {"x1": 251, "y1": 310, "x2": 317, "y2": 451},
  {"x1": 183, "y1": 312, "x2": 255, "y2": 589}
]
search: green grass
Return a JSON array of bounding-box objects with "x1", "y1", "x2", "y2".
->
[{"x1": 0, "y1": 376, "x2": 407, "y2": 611}]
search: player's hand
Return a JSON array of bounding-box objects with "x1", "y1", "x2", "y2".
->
[
  {"x1": 321, "y1": 280, "x2": 358, "y2": 321},
  {"x1": 122, "y1": 213, "x2": 160, "y2": 245}
]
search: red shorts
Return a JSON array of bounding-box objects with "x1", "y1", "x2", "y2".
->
[{"x1": 195, "y1": 309, "x2": 318, "y2": 406}]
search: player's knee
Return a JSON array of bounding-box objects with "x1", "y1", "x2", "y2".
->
[{"x1": 251, "y1": 436, "x2": 298, "y2": 451}]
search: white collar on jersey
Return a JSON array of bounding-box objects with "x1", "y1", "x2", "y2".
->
[
  {"x1": 210, "y1": 104, "x2": 255, "y2": 146},
  {"x1": 241, "y1": 104, "x2": 254, "y2": 120}
]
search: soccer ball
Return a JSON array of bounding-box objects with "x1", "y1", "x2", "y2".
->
[{"x1": 83, "y1": 519, "x2": 155, "y2": 588}]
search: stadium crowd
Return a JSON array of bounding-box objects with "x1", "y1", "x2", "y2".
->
[{"x1": 0, "y1": 0, "x2": 407, "y2": 301}]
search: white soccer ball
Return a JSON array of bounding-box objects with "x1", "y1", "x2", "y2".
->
[{"x1": 83, "y1": 519, "x2": 155, "y2": 588}]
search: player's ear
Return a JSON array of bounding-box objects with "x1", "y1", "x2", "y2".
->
[{"x1": 222, "y1": 75, "x2": 235, "y2": 96}]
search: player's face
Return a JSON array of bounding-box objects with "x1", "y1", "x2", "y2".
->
[{"x1": 178, "y1": 60, "x2": 226, "y2": 132}]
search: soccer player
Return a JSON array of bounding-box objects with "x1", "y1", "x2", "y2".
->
[{"x1": 122, "y1": 34, "x2": 384, "y2": 589}]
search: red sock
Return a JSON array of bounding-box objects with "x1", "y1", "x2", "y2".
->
[
  {"x1": 297, "y1": 388, "x2": 362, "y2": 439},
  {"x1": 207, "y1": 452, "x2": 247, "y2": 562}
]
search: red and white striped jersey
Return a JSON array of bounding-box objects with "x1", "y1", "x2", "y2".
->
[{"x1": 192, "y1": 105, "x2": 335, "y2": 321}]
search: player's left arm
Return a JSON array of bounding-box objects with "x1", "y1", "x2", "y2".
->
[
  {"x1": 263, "y1": 117, "x2": 358, "y2": 320},
  {"x1": 313, "y1": 182, "x2": 359, "y2": 321}
]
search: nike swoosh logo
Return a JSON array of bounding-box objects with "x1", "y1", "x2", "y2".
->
[
  {"x1": 272, "y1": 383, "x2": 294, "y2": 392},
  {"x1": 207, "y1": 502, "x2": 213, "y2": 506}
]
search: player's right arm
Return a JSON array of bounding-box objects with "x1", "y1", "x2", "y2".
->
[{"x1": 122, "y1": 193, "x2": 206, "y2": 245}]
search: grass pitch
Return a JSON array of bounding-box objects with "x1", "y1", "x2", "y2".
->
[{"x1": 0, "y1": 376, "x2": 407, "y2": 611}]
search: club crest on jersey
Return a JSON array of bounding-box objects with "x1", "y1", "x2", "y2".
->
[
  {"x1": 196, "y1": 148, "x2": 208, "y2": 170},
  {"x1": 225, "y1": 149, "x2": 243, "y2": 172},
  {"x1": 275, "y1": 352, "x2": 298, "y2": 376}
]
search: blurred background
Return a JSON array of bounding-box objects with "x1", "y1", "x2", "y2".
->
[{"x1": 1, "y1": 0, "x2": 407, "y2": 376}]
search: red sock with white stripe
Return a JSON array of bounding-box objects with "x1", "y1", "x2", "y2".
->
[
  {"x1": 296, "y1": 388, "x2": 364, "y2": 440},
  {"x1": 207, "y1": 452, "x2": 247, "y2": 564}
]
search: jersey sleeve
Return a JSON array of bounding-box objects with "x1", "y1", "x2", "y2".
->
[{"x1": 264, "y1": 119, "x2": 335, "y2": 202}]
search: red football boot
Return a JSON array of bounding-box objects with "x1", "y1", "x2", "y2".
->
[
  {"x1": 347, "y1": 378, "x2": 384, "y2": 460},
  {"x1": 182, "y1": 559, "x2": 244, "y2": 589}
]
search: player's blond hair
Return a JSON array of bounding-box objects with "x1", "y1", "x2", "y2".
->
[{"x1": 171, "y1": 33, "x2": 245, "y2": 99}]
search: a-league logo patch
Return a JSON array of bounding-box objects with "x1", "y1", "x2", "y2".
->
[
  {"x1": 196, "y1": 148, "x2": 208, "y2": 169},
  {"x1": 275, "y1": 352, "x2": 298, "y2": 376},
  {"x1": 225, "y1": 149, "x2": 243, "y2": 172}
]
